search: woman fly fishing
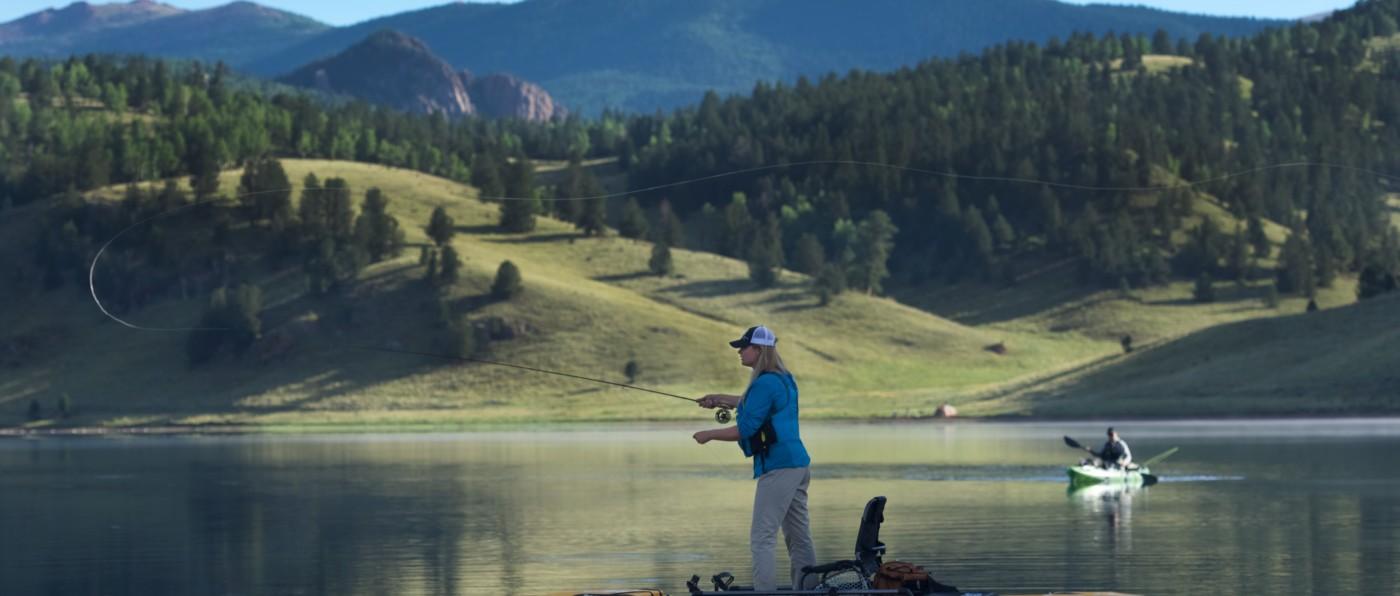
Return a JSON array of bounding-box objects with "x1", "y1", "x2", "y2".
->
[{"x1": 692, "y1": 325, "x2": 816, "y2": 591}]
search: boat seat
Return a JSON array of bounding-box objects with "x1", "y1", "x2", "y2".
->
[{"x1": 800, "y1": 496, "x2": 887, "y2": 586}]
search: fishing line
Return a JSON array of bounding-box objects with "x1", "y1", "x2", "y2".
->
[
  {"x1": 89, "y1": 158, "x2": 1398, "y2": 330},
  {"x1": 354, "y1": 344, "x2": 734, "y2": 423},
  {"x1": 82, "y1": 159, "x2": 1396, "y2": 417}
]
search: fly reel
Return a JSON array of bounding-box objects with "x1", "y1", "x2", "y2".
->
[{"x1": 714, "y1": 407, "x2": 733, "y2": 424}]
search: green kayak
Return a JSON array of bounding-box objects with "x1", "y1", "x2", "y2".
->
[{"x1": 1066, "y1": 463, "x2": 1155, "y2": 487}]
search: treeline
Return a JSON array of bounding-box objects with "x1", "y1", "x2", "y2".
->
[
  {"x1": 0, "y1": 55, "x2": 625, "y2": 205},
  {"x1": 619, "y1": 0, "x2": 1400, "y2": 298},
  {"x1": 6, "y1": 1, "x2": 1400, "y2": 313}
]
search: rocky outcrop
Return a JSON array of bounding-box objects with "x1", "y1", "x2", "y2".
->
[
  {"x1": 279, "y1": 29, "x2": 475, "y2": 117},
  {"x1": 279, "y1": 29, "x2": 561, "y2": 121},
  {"x1": 463, "y1": 72, "x2": 563, "y2": 121}
]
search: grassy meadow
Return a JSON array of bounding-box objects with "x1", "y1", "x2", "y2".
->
[{"x1": 0, "y1": 159, "x2": 1394, "y2": 429}]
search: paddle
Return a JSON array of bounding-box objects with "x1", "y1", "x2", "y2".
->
[
  {"x1": 1139, "y1": 446, "x2": 1179, "y2": 468},
  {"x1": 1063, "y1": 435, "x2": 1095, "y2": 454}
]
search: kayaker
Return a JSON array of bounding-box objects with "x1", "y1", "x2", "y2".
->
[
  {"x1": 1095, "y1": 427, "x2": 1133, "y2": 469},
  {"x1": 692, "y1": 325, "x2": 816, "y2": 591}
]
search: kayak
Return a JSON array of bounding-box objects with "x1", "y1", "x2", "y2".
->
[{"x1": 1066, "y1": 463, "x2": 1154, "y2": 487}]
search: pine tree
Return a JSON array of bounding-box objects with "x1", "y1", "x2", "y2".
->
[
  {"x1": 1277, "y1": 230, "x2": 1315, "y2": 296},
  {"x1": 298, "y1": 173, "x2": 325, "y2": 242},
  {"x1": 238, "y1": 157, "x2": 291, "y2": 225},
  {"x1": 814, "y1": 263, "x2": 847, "y2": 306},
  {"x1": 649, "y1": 242, "x2": 673, "y2": 276},
  {"x1": 793, "y1": 233, "x2": 825, "y2": 276},
  {"x1": 579, "y1": 198, "x2": 607, "y2": 236},
  {"x1": 1247, "y1": 215, "x2": 1270, "y2": 258},
  {"x1": 962, "y1": 206, "x2": 994, "y2": 273},
  {"x1": 322, "y1": 178, "x2": 355, "y2": 242},
  {"x1": 850, "y1": 210, "x2": 897, "y2": 294},
  {"x1": 655, "y1": 199, "x2": 685, "y2": 248},
  {"x1": 499, "y1": 191, "x2": 539, "y2": 233},
  {"x1": 1358, "y1": 263, "x2": 1398, "y2": 300},
  {"x1": 503, "y1": 155, "x2": 534, "y2": 200},
  {"x1": 1193, "y1": 272, "x2": 1215, "y2": 303},
  {"x1": 1228, "y1": 224, "x2": 1249, "y2": 281},
  {"x1": 618, "y1": 197, "x2": 649, "y2": 240},
  {"x1": 354, "y1": 187, "x2": 403, "y2": 262},
  {"x1": 721, "y1": 193, "x2": 754, "y2": 257},
  {"x1": 439, "y1": 245, "x2": 461, "y2": 286},
  {"x1": 427, "y1": 206, "x2": 456, "y2": 247},
  {"x1": 492, "y1": 260, "x2": 523, "y2": 299}
]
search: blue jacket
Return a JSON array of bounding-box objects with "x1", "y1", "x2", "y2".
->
[{"x1": 736, "y1": 371, "x2": 810, "y2": 478}]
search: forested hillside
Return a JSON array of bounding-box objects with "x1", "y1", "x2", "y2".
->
[{"x1": 2, "y1": 1, "x2": 1399, "y2": 425}]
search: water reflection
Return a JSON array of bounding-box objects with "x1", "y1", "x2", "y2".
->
[
  {"x1": 0, "y1": 421, "x2": 1397, "y2": 595},
  {"x1": 1068, "y1": 483, "x2": 1141, "y2": 547}
]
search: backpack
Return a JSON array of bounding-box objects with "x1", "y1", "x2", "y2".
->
[{"x1": 873, "y1": 561, "x2": 959, "y2": 594}]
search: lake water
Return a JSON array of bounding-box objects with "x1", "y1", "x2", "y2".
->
[{"x1": 2, "y1": 419, "x2": 1397, "y2": 595}]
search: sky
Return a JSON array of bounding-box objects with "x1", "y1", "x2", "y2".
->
[{"x1": 0, "y1": 0, "x2": 1365, "y2": 27}]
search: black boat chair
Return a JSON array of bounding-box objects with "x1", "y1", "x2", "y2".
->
[
  {"x1": 798, "y1": 495, "x2": 887, "y2": 590},
  {"x1": 685, "y1": 496, "x2": 912, "y2": 594}
]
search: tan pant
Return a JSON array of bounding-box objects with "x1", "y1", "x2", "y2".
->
[{"x1": 750, "y1": 466, "x2": 817, "y2": 590}]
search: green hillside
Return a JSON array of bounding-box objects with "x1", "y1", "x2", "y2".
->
[
  {"x1": 4, "y1": 160, "x2": 1392, "y2": 429},
  {"x1": 0, "y1": 160, "x2": 1096, "y2": 427},
  {"x1": 971, "y1": 292, "x2": 1400, "y2": 417}
]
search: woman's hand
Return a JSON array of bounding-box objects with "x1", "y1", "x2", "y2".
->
[
  {"x1": 697, "y1": 394, "x2": 731, "y2": 409},
  {"x1": 693, "y1": 430, "x2": 713, "y2": 445}
]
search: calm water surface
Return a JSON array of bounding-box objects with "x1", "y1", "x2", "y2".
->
[{"x1": 2, "y1": 419, "x2": 1398, "y2": 595}]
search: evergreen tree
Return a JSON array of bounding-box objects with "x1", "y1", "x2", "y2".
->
[
  {"x1": 579, "y1": 198, "x2": 607, "y2": 236},
  {"x1": 503, "y1": 155, "x2": 534, "y2": 200},
  {"x1": 962, "y1": 206, "x2": 995, "y2": 273},
  {"x1": 1247, "y1": 215, "x2": 1271, "y2": 258},
  {"x1": 618, "y1": 197, "x2": 649, "y2": 240},
  {"x1": 499, "y1": 192, "x2": 539, "y2": 233},
  {"x1": 1314, "y1": 243, "x2": 1336, "y2": 289},
  {"x1": 427, "y1": 206, "x2": 456, "y2": 247},
  {"x1": 793, "y1": 233, "x2": 826, "y2": 276},
  {"x1": 747, "y1": 234, "x2": 781, "y2": 288},
  {"x1": 649, "y1": 242, "x2": 673, "y2": 276},
  {"x1": 1193, "y1": 272, "x2": 1215, "y2": 303},
  {"x1": 1228, "y1": 224, "x2": 1249, "y2": 281},
  {"x1": 814, "y1": 263, "x2": 847, "y2": 306},
  {"x1": 492, "y1": 260, "x2": 523, "y2": 299},
  {"x1": 852, "y1": 210, "x2": 897, "y2": 294},
  {"x1": 1358, "y1": 263, "x2": 1398, "y2": 300},
  {"x1": 655, "y1": 199, "x2": 685, "y2": 248},
  {"x1": 353, "y1": 187, "x2": 404, "y2": 262},
  {"x1": 298, "y1": 173, "x2": 325, "y2": 242},
  {"x1": 322, "y1": 178, "x2": 355, "y2": 242},
  {"x1": 473, "y1": 152, "x2": 506, "y2": 200},
  {"x1": 1277, "y1": 230, "x2": 1315, "y2": 296},
  {"x1": 439, "y1": 245, "x2": 461, "y2": 286},
  {"x1": 238, "y1": 157, "x2": 291, "y2": 226}
]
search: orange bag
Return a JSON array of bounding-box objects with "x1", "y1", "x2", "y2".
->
[{"x1": 872, "y1": 561, "x2": 932, "y2": 590}]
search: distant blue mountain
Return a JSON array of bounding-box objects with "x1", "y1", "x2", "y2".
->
[{"x1": 3, "y1": 0, "x2": 1284, "y2": 114}]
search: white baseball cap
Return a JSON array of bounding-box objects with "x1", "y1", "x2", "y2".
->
[{"x1": 729, "y1": 325, "x2": 777, "y2": 348}]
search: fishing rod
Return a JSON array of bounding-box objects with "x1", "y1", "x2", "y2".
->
[{"x1": 353, "y1": 344, "x2": 734, "y2": 423}]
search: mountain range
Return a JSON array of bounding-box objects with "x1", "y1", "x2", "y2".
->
[{"x1": 0, "y1": 0, "x2": 1288, "y2": 114}]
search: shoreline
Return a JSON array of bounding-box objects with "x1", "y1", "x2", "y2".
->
[{"x1": 4, "y1": 413, "x2": 1398, "y2": 437}]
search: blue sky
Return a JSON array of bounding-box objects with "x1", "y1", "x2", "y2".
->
[{"x1": 0, "y1": 0, "x2": 1363, "y2": 27}]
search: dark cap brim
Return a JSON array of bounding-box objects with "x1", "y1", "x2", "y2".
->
[{"x1": 728, "y1": 338, "x2": 749, "y2": 348}]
